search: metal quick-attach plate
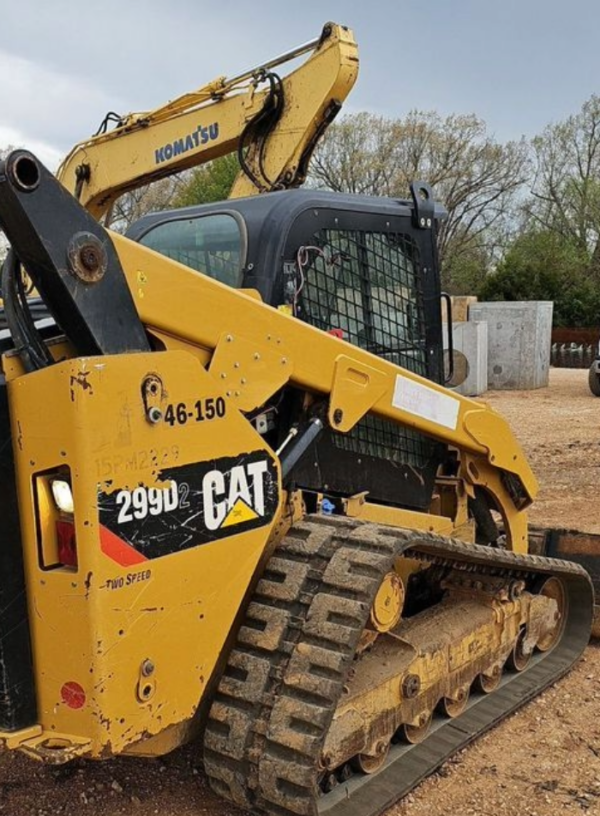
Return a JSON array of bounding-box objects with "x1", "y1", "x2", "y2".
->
[{"x1": 541, "y1": 527, "x2": 600, "y2": 636}]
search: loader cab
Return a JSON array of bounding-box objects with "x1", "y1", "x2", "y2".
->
[{"x1": 127, "y1": 189, "x2": 447, "y2": 512}]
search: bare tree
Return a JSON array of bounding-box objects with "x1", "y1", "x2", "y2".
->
[
  {"x1": 310, "y1": 111, "x2": 529, "y2": 276},
  {"x1": 108, "y1": 156, "x2": 243, "y2": 233},
  {"x1": 527, "y1": 94, "x2": 600, "y2": 278},
  {"x1": 108, "y1": 176, "x2": 182, "y2": 233},
  {"x1": 310, "y1": 112, "x2": 403, "y2": 196}
]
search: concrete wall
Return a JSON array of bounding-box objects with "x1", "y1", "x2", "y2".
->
[{"x1": 469, "y1": 301, "x2": 554, "y2": 390}]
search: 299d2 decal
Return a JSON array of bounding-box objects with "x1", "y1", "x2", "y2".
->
[{"x1": 97, "y1": 451, "x2": 279, "y2": 562}]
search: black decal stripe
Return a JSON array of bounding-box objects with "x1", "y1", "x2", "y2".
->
[{"x1": 97, "y1": 452, "x2": 278, "y2": 561}]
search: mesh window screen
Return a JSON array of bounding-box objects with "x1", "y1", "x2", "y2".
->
[{"x1": 298, "y1": 228, "x2": 435, "y2": 468}]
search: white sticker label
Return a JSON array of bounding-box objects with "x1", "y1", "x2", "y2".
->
[{"x1": 392, "y1": 375, "x2": 460, "y2": 431}]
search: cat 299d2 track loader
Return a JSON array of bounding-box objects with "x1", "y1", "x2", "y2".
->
[
  {"x1": 0, "y1": 23, "x2": 595, "y2": 816},
  {"x1": 0, "y1": 148, "x2": 593, "y2": 816}
]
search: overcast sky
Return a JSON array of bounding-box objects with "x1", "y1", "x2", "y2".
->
[{"x1": 0, "y1": 0, "x2": 597, "y2": 170}]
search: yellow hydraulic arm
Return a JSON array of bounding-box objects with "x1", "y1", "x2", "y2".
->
[{"x1": 56, "y1": 23, "x2": 358, "y2": 220}]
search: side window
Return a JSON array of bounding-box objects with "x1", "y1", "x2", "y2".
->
[
  {"x1": 139, "y1": 214, "x2": 244, "y2": 288},
  {"x1": 298, "y1": 228, "x2": 426, "y2": 376}
]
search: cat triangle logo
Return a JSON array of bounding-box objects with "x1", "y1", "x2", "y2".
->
[{"x1": 221, "y1": 497, "x2": 259, "y2": 528}]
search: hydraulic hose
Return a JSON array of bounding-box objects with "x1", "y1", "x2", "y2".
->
[{"x1": 1, "y1": 249, "x2": 53, "y2": 371}]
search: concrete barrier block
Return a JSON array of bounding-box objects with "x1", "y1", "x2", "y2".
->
[
  {"x1": 443, "y1": 320, "x2": 488, "y2": 396},
  {"x1": 469, "y1": 301, "x2": 553, "y2": 390}
]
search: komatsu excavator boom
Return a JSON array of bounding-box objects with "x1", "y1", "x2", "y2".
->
[{"x1": 56, "y1": 22, "x2": 358, "y2": 219}]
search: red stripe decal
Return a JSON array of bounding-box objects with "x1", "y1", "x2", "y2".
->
[{"x1": 99, "y1": 524, "x2": 149, "y2": 567}]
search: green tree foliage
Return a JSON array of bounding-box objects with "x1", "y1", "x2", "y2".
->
[
  {"x1": 309, "y1": 112, "x2": 401, "y2": 196},
  {"x1": 482, "y1": 94, "x2": 600, "y2": 326},
  {"x1": 442, "y1": 237, "x2": 490, "y2": 295},
  {"x1": 172, "y1": 154, "x2": 240, "y2": 208},
  {"x1": 479, "y1": 230, "x2": 599, "y2": 327}
]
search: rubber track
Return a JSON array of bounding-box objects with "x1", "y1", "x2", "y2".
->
[{"x1": 203, "y1": 516, "x2": 593, "y2": 816}]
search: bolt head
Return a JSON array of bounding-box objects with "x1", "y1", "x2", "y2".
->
[
  {"x1": 67, "y1": 232, "x2": 107, "y2": 283},
  {"x1": 141, "y1": 659, "x2": 155, "y2": 677},
  {"x1": 402, "y1": 673, "x2": 421, "y2": 699},
  {"x1": 147, "y1": 407, "x2": 162, "y2": 424}
]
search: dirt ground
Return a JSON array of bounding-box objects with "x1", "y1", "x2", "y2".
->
[
  {"x1": 483, "y1": 367, "x2": 600, "y2": 534},
  {"x1": 2, "y1": 368, "x2": 599, "y2": 816}
]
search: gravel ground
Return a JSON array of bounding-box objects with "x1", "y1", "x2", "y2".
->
[{"x1": 1, "y1": 368, "x2": 599, "y2": 816}]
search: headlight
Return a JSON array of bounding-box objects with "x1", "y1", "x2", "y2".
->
[{"x1": 51, "y1": 479, "x2": 74, "y2": 515}]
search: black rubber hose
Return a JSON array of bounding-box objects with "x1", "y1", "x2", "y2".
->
[
  {"x1": 1, "y1": 250, "x2": 52, "y2": 371},
  {"x1": 468, "y1": 487, "x2": 500, "y2": 545},
  {"x1": 237, "y1": 71, "x2": 284, "y2": 191},
  {"x1": 257, "y1": 73, "x2": 284, "y2": 186}
]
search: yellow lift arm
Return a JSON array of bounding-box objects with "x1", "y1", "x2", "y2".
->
[{"x1": 56, "y1": 23, "x2": 358, "y2": 220}]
